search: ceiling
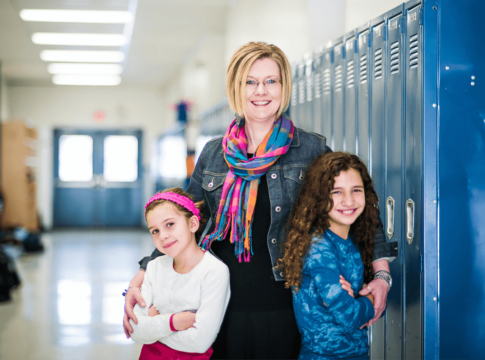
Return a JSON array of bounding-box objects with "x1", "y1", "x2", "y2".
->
[{"x1": 0, "y1": 0, "x2": 229, "y2": 88}]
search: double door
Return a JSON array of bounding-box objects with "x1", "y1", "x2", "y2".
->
[{"x1": 53, "y1": 129, "x2": 143, "y2": 227}]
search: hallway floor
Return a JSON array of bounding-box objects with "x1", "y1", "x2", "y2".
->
[{"x1": 0, "y1": 229, "x2": 155, "y2": 360}]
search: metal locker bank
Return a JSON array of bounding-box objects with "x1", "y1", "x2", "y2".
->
[{"x1": 290, "y1": 0, "x2": 485, "y2": 359}]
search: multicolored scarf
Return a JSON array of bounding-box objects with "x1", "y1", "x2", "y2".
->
[{"x1": 201, "y1": 114, "x2": 294, "y2": 262}]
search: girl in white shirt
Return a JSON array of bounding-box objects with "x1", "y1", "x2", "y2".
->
[{"x1": 129, "y1": 187, "x2": 231, "y2": 360}]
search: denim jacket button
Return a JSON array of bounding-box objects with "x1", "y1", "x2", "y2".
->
[
  {"x1": 275, "y1": 206, "x2": 281, "y2": 212},
  {"x1": 271, "y1": 173, "x2": 277, "y2": 179},
  {"x1": 280, "y1": 272, "x2": 284, "y2": 277},
  {"x1": 271, "y1": 238, "x2": 277, "y2": 244}
]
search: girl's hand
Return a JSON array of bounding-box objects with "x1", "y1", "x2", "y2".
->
[
  {"x1": 148, "y1": 305, "x2": 160, "y2": 317},
  {"x1": 173, "y1": 311, "x2": 196, "y2": 331},
  {"x1": 339, "y1": 275, "x2": 354, "y2": 298},
  {"x1": 361, "y1": 283, "x2": 374, "y2": 305}
]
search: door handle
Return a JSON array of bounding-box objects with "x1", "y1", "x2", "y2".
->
[
  {"x1": 386, "y1": 196, "x2": 395, "y2": 239},
  {"x1": 405, "y1": 199, "x2": 415, "y2": 244}
]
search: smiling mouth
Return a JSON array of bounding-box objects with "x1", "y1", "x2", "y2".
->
[
  {"x1": 251, "y1": 101, "x2": 271, "y2": 106},
  {"x1": 164, "y1": 240, "x2": 177, "y2": 249},
  {"x1": 337, "y1": 209, "x2": 358, "y2": 216}
]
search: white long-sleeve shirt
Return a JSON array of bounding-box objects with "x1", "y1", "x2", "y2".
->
[{"x1": 130, "y1": 251, "x2": 230, "y2": 353}]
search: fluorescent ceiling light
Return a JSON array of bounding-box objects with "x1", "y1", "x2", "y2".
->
[
  {"x1": 20, "y1": 10, "x2": 133, "y2": 24},
  {"x1": 41, "y1": 50, "x2": 125, "y2": 63},
  {"x1": 33, "y1": 33, "x2": 127, "y2": 46},
  {"x1": 48, "y1": 63, "x2": 123, "y2": 75},
  {"x1": 52, "y1": 75, "x2": 122, "y2": 86}
]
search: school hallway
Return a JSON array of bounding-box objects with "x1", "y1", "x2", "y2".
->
[{"x1": 0, "y1": 229, "x2": 153, "y2": 360}]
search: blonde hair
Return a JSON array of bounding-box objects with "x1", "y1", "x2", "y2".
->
[{"x1": 226, "y1": 42, "x2": 292, "y2": 120}]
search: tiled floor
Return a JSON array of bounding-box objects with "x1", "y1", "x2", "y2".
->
[{"x1": 0, "y1": 229, "x2": 155, "y2": 360}]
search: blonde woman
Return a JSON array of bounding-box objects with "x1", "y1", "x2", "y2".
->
[{"x1": 124, "y1": 42, "x2": 395, "y2": 359}]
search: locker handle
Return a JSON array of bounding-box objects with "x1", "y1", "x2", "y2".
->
[
  {"x1": 386, "y1": 197, "x2": 395, "y2": 239},
  {"x1": 406, "y1": 199, "x2": 415, "y2": 245}
]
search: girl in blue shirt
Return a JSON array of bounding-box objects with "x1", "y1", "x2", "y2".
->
[{"x1": 281, "y1": 152, "x2": 382, "y2": 360}]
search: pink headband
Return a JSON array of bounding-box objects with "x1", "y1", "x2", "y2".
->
[{"x1": 145, "y1": 192, "x2": 201, "y2": 220}]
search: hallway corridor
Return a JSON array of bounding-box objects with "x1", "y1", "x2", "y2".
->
[{"x1": 0, "y1": 229, "x2": 154, "y2": 360}]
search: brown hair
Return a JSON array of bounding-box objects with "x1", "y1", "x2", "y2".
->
[
  {"x1": 145, "y1": 187, "x2": 207, "y2": 242},
  {"x1": 226, "y1": 42, "x2": 292, "y2": 120},
  {"x1": 280, "y1": 152, "x2": 381, "y2": 292}
]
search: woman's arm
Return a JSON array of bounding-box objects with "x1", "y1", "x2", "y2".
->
[
  {"x1": 160, "y1": 263, "x2": 231, "y2": 353},
  {"x1": 310, "y1": 242, "x2": 375, "y2": 332}
]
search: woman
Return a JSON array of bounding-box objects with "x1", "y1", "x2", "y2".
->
[{"x1": 124, "y1": 42, "x2": 396, "y2": 359}]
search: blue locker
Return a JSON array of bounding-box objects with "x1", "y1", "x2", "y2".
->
[
  {"x1": 290, "y1": 64, "x2": 298, "y2": 124},
  {"x1": 311, "y1": 50, "x2": 323, "y2": 135},
  {"x1": 384, "y1": 8, "x2": 404, "y2": 360},
  {"x1": 302, "y1": 56, "x2": 314, "y2": 131},
  {"x1": 403, "y1": 4, "x2": 422, "y2": 360},
  {"x1": 344, "y1": 33, "x2": 357, "y2": 153},
  {"x1": 357, "y1": 26, "x2": 371, "y2": 165},
  {"x1": 297, "y1": 61, "x2": 306, "y2": 128},
  {"x1": 332, "y1": 39, "x2": 345, "y2": 151},
  {"x1": 321, "y1": 50, "x2": 333, "y2": 144}
]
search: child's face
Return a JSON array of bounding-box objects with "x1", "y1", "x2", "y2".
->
[
  {"x1": 146, "y1": 203, "x2": 198, "y2": 258},
  {"x1": 328, "y1": 168, "x2": 366, "y2": 238}
]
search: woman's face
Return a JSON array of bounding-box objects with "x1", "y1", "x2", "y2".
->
[{"x1": 244, "y1": 58, "x2": 282, "y2": 124}]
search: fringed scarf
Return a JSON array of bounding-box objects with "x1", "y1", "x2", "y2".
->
[{"x1": 201, "y1": 114, "x2": 294, "y2": 262}]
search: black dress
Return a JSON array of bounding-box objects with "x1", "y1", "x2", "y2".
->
[{"x1": 210, "y1": 172, "x2": 301, "y2": 359}]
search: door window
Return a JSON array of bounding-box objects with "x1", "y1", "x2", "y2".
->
[
  {"x1": 103, "y1": 135, "x2": 138, "y2": 182},
  {"x1": 58, "y1": 135, "x2": 93, "y2": 182}
]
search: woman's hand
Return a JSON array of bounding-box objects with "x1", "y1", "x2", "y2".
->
[
  {"x1": 339, "y1": 275, "x2": 354, "y2": 298},
  {"x1": 359, "y1": 260, "x2": 390, "y2": 328},
  {"x1": 172, "y1": 311, "x2": 196, "y2": 331},
  {"x1": 148, "y1": 305, "x2": 160, "y2": 317},
  {"x1": 123, "y1": 270, "x2": 146, "y2": 338},
  {"x1": 361, "y1": 283, "x2": 374, "y2": 305}
]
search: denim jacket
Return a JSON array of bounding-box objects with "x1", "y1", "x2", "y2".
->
[{"x1": 140, "y1": 127, "x2": 397, "y2": 281}]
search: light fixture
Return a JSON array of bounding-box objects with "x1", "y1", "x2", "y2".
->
[
  {"x1": 52, "y1": 75, "x2": 122, "y2": 86},
  {"x1": 40, "y1": 50, "x2": 125, "y2": 63},
  {"x1": 47, "y1": 63, "x2": 123, "y2": 75},
  {"x1": 33, "y1": 33, "x2": 127, "y2": 46},
  {"x1": 20, "y1": 9, "x2": 133, "y2": 24}
]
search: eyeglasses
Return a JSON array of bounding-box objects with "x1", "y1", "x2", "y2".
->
[{"x1": 246, "y1": 77, "x2": 281, "y2": 90}]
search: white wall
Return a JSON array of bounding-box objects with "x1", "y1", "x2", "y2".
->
[
  {"x1": 8, "y1": 85, "x2": 171, "y2": 229},
  {"x1": 308, "y1": 0, "x2": 346, "y2": 50},
  {"x1": 345, "y1": 0, "x2": 404, "y2": 32},
  {"x1": 225, "y1": 0, "x2": 312, "y2": 66}
]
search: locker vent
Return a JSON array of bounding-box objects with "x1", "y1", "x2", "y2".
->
[
  {"x1": 298, "y1": 79, "x2": 305, "y2": 104},
  {"x1": 314, "y1": 72, "x2": 322, "y2": 98},
  {"x1": 323, "y1": 68, "x2": 331, "y2": 95},
  {"x1": 291, "y1": 83, "x2": 297, "y2": 106},
  {"x1": 409, "y1": 34, "x2": 419, "y2": 69},
  {"x1": 347, "y1": 60, "x2": 355, "y2": 88},
  {"x1": 374, "y1": 48, "x2": 382, "y2": 80},
  {"x1": 306, "y1": 76, "x2": 313, "y2": 102},
  {"x1": 360, "y1": 54, "x2": 367, "y2": 83},
  {"x1": 335, "y1": 65, "x2": 343, "y2": 92},
  {"x1": 390, "y1": 41, "x2": 399, "y2": 74}
]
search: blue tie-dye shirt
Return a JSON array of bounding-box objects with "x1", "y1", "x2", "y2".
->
[{"x1": 293, "y1": 229, "x2": 375, "y2": 360}]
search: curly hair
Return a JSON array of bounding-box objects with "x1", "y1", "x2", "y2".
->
[
  {"x1": 145, "y1": 187, "x2": 207, "y2": 243},
  {"x1": 280, "y1": 152, "x2": 381, "y2": 292}
]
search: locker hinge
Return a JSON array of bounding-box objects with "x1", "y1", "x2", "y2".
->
[
  {"x1": 420, "y1": 254, "x2": 423, "y2": 273},
  {"x1": 354, "y1": 39, "x2": 358, "y2": 53},
  {"x1": 401, "y1": 16, "x2": 405, "y2": 33},
  {"x1": 367, "y1": 32, "x2": 372, "y2": 48},
  {"x1": 419, "y1": 6, "x2": 424, "y2": 25},
  {"x1": 383, "y1": 25, "x2": 387, "y2": 41},
  {"x1": 342, "y1": 45, "x2": 346, "y2": 59},
  {"x1": 401, "y1": 251, "x2": 403, "y2": 265}
]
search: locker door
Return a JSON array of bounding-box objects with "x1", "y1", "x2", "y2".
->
[
  {"x1": 303, "y1": 57, "x2": 314, "y2": 131},
  {"x1": 385, "y1": 12, "x2": 404, "y2": 360},
  {"x1": 332, "y1": 42, "x2": 345, "y2": 151},
  {"x1": 290, "y1": 65, "x2": 298, "y2": 122},
  {"x1": 403, "y1": 4, "x2": 422, "y2": 359},
  {"x1": 344, "y1": 35, "x2": 357, "y2": 153},
  {"x1": 311, "y1": 51, "x2": 323, "y2": 135},
  {"x1": 321, "y1": 50, "x2": 333, "y2": 142},
  {"x1": 297, "y1": 61, "x2": 306, "y2": 128},
  {"x1": 369, "y1": 21, "x2": 386, "y2": 360},
  {"x1": 357, "y1": 29, "x2": 370, "y2": 165}
]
